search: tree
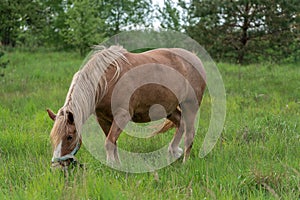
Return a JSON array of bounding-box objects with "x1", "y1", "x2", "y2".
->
[
  {"x1": 37, "y1": 0, "x2": 71, "y2": 49},
  {"x1": 0, "y1": 0, "x2": 51, "y2": 47},
  {"x1": 158, "y1": 0, "x2": 182, "y2": 31},
  {"x1": 0, "y1": 0, "x2": 26, "y2": 46},
  {"x1": 99, "y1": 0, "x2": 153, "y2": 36},
  {"x1": 185, "y1": 0, "x2": 300, "y2": 64},
  {"x1": 61, "y1": 0, "x2": 105, "y2": 56}
]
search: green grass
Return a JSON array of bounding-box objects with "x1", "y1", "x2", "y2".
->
[{"x1": 0, "y1": 50, "x2": 299, "y2": 199}]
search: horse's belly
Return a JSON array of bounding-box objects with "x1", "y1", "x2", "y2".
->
[
  {"x1": 129, "y1": 84, "x2": 179, "y2": 123},
  {"x1": 131, "y1": 105, "x2": 172, "y2": 123},
  {"x1": 131, "y1": 113, "x2": 152, "y2": 123}
]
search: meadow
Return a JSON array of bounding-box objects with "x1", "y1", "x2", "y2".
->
[{"x1": 0, "y1": 50, "x2": 299, "y2": 199}]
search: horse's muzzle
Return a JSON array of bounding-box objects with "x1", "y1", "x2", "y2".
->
[
  {"x1": 51, "y1": 143, "x2": 80, "y2": 168},
  {"x1": 51, "y1": 156, "x2": 77, "y2": 168},
  {"x1": 51, "y1": 161, "x2": 62, "y2": 168}
]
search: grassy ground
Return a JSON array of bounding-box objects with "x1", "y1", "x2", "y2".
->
[{"x1": 0, "y1": 50, "x2": 299, "y2": 199}]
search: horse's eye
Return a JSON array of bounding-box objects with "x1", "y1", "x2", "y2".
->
[{"x1": 67, "y1": 135, "x2": 73, "y2": 141}]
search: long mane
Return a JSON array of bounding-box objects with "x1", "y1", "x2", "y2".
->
[{"x1": 62, "y1": 45, "x2": 128, "y2": 135}]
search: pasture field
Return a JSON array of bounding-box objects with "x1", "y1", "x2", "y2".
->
[{"x1": 0, "y1": 50, "x2": 299, "y2": 199}]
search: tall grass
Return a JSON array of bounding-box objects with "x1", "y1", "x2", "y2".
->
[{"x1": 0, "y1": 50, "x2": 299, "y2": 199}]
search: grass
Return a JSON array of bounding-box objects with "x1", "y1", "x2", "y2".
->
[{"x1": 0, "y1": 50, "x2": 299, "y2": 199}]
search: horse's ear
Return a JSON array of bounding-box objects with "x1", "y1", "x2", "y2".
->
[
  {"x1": 66, "y1": 111, "x2": 74, "y2": 124},
  {"x1": 47, "y1": 109, "x2": 56, "y2": 121}
]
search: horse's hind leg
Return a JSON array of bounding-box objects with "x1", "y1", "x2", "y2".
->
[
  {"x1": 181, "y1": 101, "x2": 198, "y2": 163},
  {"x1": 168, "y1": 108, "x2": 184, "y2": 158}
]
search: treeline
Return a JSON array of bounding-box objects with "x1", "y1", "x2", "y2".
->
[{"x1": 0, "y1": 0, "x2": 299, "y2": 64}]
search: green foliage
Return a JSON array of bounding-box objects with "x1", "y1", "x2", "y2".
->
[
  {"x1": 0, "y1": 0, "x2": 153, "y2": 53},
  {"x1": 0, "y1": 0, "x2": 25, "y2": 46},
  {"x1": 61, "y1": 0, "x2": 105, "y2": 56},
  {"x1": 157, "y1": 0, "x2": 181, "y2": 31},
  {"x1": 0, "y1": 49, "x2": 9, "y2": 77},
  {"x1": 0, "y1": 0, "x2": 52, "y2": 47},
  {"x1": 0, "y1": 50, "x2": 299, "y2": 199},
  {"x1": 1, "y1": 0, "x2": 299, "y2": 64},
  {"x1": 100, "y1": 0, "x2": 153, "y2": 36},
  {"x1": 186, "y1": 0, "x2": 300, "y2": 64}
]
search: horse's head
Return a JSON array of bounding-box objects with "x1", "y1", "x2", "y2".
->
[{"x1": 47, "y1": 108, "x2": 81, "y2": 168}]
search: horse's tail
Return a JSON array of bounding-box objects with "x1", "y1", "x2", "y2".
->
[
  {"x1": 151, "y1": 119, "x2": 175, "y2": 136},
  {"x1": 148, "y1": 106, "x2": 182, "y2": 137}
]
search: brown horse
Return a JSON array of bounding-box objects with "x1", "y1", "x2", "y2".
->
[{"x1": 47, "y1": 45, "x2": 206, "y2": 167}]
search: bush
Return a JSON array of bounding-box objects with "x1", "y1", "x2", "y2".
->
[{"x1": 0, "y1": 49, "x2": 9, "y2": 77}]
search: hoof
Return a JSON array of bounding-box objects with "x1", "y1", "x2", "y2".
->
[
  {"x1": 168, "y1": 146, "x2": 183, "y2": 159},
  {"x1": 106, "y1": 156, "x2": 121, "y2": 167}
]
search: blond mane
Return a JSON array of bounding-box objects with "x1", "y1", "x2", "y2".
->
[{"x1": 60, "y1": 45, "x2": 128, "y2": 137}]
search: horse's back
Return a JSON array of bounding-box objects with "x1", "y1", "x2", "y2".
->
[{"x1": 96, "y1": 47, "x2": 206, "y2": 123}]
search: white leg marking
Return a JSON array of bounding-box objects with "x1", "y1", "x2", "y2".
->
[{"x1": 168, "y1": 144, "x2": 183, "y2": 159}]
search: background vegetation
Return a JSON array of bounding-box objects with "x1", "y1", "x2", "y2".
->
[
  {"x1": 1, "y1": 0, "x2": 299, "y2": 63},
  {"x1": 0, "y1": 0, "x2": 299, "y2": 199}
]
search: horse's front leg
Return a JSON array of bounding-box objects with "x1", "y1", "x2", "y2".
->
[
  {"x1": 105, "y1": 123, "x2": 121, "y2": 165},
  {"x1": 105, "y1": 109, "x2": 130, "y2": 165}
]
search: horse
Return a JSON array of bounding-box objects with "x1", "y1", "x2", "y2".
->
[{"x1": 47, "y1": 45, "x2": 206, "y2": 168}]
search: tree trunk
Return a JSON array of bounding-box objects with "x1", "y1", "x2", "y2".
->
[{"x1": 237, "y1": 2, "x2": 250, "y2": 64}]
